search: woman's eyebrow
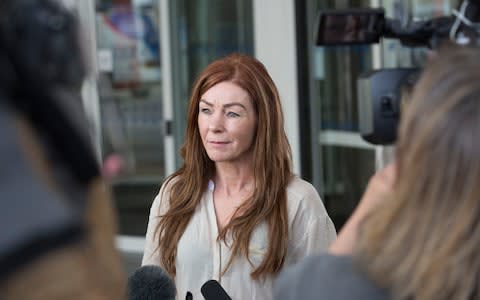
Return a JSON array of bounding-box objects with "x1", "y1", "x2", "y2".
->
[
  {"x1": 199, "y1": 99, "x2": 213, "y2": 106},
  {"x1": 223, "y1": 102, "x2": 246, "y2": 110},
  {"x1": 199, "y1": 99, "x2": 246, "y2": 110}
]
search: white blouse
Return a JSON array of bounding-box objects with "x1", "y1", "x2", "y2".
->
[{"x1": 142, "y1": 176, "x2": 336, "y2": 300}]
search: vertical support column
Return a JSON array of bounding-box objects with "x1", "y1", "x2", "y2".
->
[
  {"x1": 159, "y1": 0, "x2": 176, "y2": 175},
  {"x1": 253, "y1": 0, "x2": 301, "y2": 175}
]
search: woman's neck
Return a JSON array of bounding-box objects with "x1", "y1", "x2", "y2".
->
[{"x1": 214, "y1": 163, "x2": 254, "y2": 196}]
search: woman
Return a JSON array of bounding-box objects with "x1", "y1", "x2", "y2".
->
[
  {"x1": 142, "y1": 53, "x2": 336, "y2": 299},
  {"x1": 274, "y1": 44, "x2": 480, "y2": 300}
]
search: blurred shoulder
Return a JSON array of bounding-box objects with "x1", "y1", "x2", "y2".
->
[{"x1": 274, "y1": 254, "x2": 389, "y2": 300}]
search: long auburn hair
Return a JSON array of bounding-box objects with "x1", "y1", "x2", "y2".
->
[
  {"x1": 356, "y1": 44, "x2": 480, "y2": 300},
  {"x1": 156, "y1": 53, "x2": 293, "y2": 279}
]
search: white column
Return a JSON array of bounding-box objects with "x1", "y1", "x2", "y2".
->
[
  {"x1": 253, "y1": 0, "x2": 301, "y2": 175},
  {"x1": 159, "y1": 0, "x2": 176, "y2": 175}
]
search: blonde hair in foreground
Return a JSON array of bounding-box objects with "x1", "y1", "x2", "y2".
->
[
  {"x1": 155, "y1": 53, "x2": 293, "y2": 279},
  {"x1": 357, "y1": 44, "x2": 480, "y2": 300}
]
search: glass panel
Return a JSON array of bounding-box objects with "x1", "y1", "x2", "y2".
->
[
  {"x1": 95, "y1": 0, "x2": 164, "y2": 235},
  {"x1": 410, "y1": 0, "x2": 457, "y2": 18},
  {"x1": 308, "y1": 0, "x2": 376, "y2": 231},
  {"x1": 322, "y1": 146, "x2": 374, "y2": 229},
  {"x1": 318, "y1": 46, "x2": 372, "y2": 131},
  {"x1": 169, "y1": 0, "x2": 254, "y2": 163},
  {"x1": 313, "y1": 0, "x2": 373, "y2": 132},
  {"x1": 382, "y1": 0, "x2": 457, "y2": 70},
  {"x1": 307, "y1": 0, "x2": 456, "y2": 230}
]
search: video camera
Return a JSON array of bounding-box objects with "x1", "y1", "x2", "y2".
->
[{"x1": 315, "y1": 0, "x2": 480, "y2": 145}]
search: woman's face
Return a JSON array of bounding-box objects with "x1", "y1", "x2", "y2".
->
[{"x1": 198, "y1": 81, "x2": 258, "y2": 165}]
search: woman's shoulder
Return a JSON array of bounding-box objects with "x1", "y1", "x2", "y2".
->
[
  {"x1": 150, "y1": 175, "x2": 181, "y2": 216},
  {"x1": 161, "y1": 174, "x2": 180, "y2": 188},
  {"x1": 274, "y1": 254, "x2": 389, "y2": 300},
  {"x1": 286, "y1": 176, "x2": 319, "y2": 200},
  {"x1": 156, "y1": 174, "x2": 183, "y2": 197},
  {"x1": 286, "y1": 176, "x2": 323, "y2": 211}
]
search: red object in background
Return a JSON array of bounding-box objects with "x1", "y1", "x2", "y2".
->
[{"x1": 102, "y1": 153, "x2": 126, "y2": 179}]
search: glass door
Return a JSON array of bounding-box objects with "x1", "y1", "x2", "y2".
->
[
  {"x1": 168, "y1": 0, "x2": 254, "y2": 163},
  {"x1": 307, "y1": 0, "x2": 377, "y2": 230},
  {"x1": 305, "y1": 0, "x2": 457, "y2": 230},
  {"x1": 77, "y1": 0, "x2": 254, "y2": 237},
  {"x1": 93, "y1": 0, "x2": 168, "y2": 236}
]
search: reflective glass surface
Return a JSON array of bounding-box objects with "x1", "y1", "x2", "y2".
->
[
  {"x1": 168, "y1": 0, "x2": 254, "y2": 164},
  {"x1": 95, "y1": 0, "x2": 164, "y2": 235},
  {"x1": 93, "y1": 0, "x2": 254, "y2": 236},
  {"x1": 307, "y1": 0, "x2": 456, "y2": 230}
]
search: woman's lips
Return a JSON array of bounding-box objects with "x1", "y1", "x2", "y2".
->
[{"x1": 208, "y1": 141, "x2": 230, "y2": 147}]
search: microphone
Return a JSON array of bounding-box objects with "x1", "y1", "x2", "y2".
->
[
  {"x1": 128, "y1": 265, "x2": 176, "y2": 300},
  {"x1": 200, "y1": 280, "x2": 232, "y2": 300}
]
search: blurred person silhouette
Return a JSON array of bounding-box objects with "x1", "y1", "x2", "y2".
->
[
  {"x1": 0, "y1": 0, "x2": 125, "y2": 298},
  {"x1": 142, "y1": 53, "x2": 336, "y2": 299},
  {"x1": 274, "y1": 43, "x2": 480, "y2": 300}
]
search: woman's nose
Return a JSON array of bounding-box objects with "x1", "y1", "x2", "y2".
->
[{"x1": 208, "y1": 112, "x2": 224, "y2": 131}]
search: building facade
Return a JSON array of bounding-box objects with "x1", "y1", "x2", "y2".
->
[{"x1": 65, "y1": 0, "x2": 457, "y2": 270}]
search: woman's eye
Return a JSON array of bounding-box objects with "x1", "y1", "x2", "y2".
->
[
  {"x1": 226, "y1": 111, "x2": 240, "y2": 117},
  {"x1": 200, "y1": 108, "x2": 211, "y2": 114}
]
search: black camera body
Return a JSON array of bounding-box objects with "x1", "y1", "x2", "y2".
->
[
  {"x1": 315, "y1": 0, "x2": 480, "y2": 145},
  {"x1": 357, "y1": 68, "x2": 419, "y2": 145}
]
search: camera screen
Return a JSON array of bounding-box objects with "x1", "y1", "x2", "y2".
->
[{"x1": 315, "y1": 9, "x2": 384, "y2": 45}]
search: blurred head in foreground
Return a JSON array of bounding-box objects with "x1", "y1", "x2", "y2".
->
[
  {"x1": 357, "y1": 44, "x2": 480, "y2": 300},
  {"x1": 0, "y1": 0, "x2": 125, "y2": 298}
]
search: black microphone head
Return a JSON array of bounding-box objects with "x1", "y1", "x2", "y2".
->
[
  {"x1": 201, "y1": 280, "x2": 232, "y2": 300},
  {"x1": 128, "y1": 265, "x2": 176, "y2": 300}
]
